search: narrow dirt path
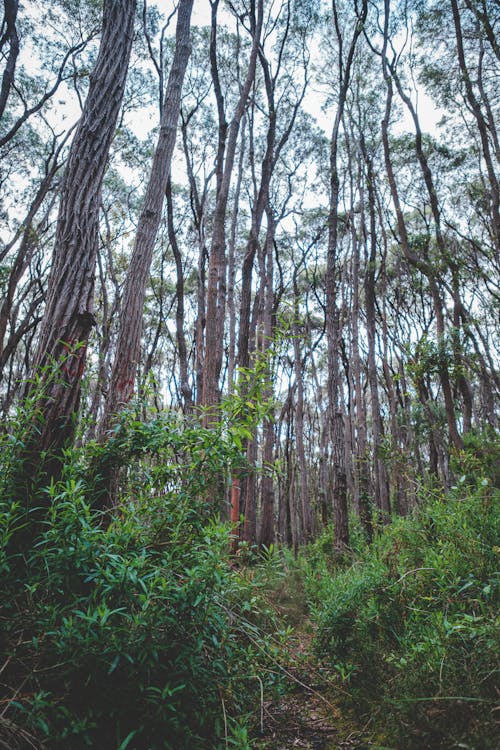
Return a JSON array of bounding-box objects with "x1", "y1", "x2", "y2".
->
[
  {"x1": 256, "y1": 629, "x2": 376, "y2": 750},
  {"x1": 255, "y1": 569, "x2": 380, "y2": 750}
]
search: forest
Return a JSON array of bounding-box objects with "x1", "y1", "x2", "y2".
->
[{"x1": 0, "y1": 0, "x2": 498, "y2": 748}]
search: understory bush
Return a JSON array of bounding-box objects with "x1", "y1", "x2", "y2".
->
[
  {"x1": 304, "y1": 439, "x2": 500, "y2": 750},
  {"x1": 0, "y1": 409, "x2": 281, "y2": 749}
]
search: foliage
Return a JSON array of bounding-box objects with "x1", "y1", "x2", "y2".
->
[
  {"x1": 0, "y1": 408, "x2": 283, "y2": 750},
  {"x1": 302, "y1": 439, "x2": 500, "y2": 749}
]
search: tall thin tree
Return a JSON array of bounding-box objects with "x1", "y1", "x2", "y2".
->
[
  {"x1": 326, "y1": 0, "x2": 368, "y2": 550},
  {"x1": 101, "y1": 0, "x2": 194, "y2": 434}
]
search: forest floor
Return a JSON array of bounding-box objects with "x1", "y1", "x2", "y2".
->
[{"x1": 253, "y1": 569, "x2": 382, "y2": 750}]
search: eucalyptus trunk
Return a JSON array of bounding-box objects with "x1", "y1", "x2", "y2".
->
[
  {"x1": 21, "y1": 0, "x2": 136, "y2": 492},
  {"x1": 326, "y1": 0, "x2": 368, "y2": 550},
  {"x1": 101, "y1": 0, "x2": 194, "y2": 433},
  {"x1": 202, "y1": 0, "x2": 263, "y2": 413}
]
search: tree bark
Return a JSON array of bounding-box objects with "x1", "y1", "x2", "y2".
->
[
  {"x1": 21, "y1": 0, "x2": 136, "y2": 493},
  {"x1": 202, "y1": 0, "x2": 263, "y2": 414},
  {"x1": 361, "y1": 136, "x2": 390, "y2": 518},
  {"x1": 326, "y1": 0, "x2": 367, "y2": 550},
  {"x1": 292, "y1": 268, "x2": 311, "y2": 541},
  {"x1": 166, "y1": 177, "x2": 193, "y2": 410},
  {"x1": 258, "y1": 209, "x2": 277, "y2": 547},
  {"x1": 0, "y1": 0, "x2": 19, "y2": 121},
  {"x1": 101, "y1": 0, "x2": 194, "y2": 434}
]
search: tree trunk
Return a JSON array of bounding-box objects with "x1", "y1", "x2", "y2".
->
[
  {"x1": 349, "y1": 196, "x2": 372, "y2": 539},
  {"x1": 202, "y1": 0, "x2": 263, "y2": 413},
  {"x1": 0, "y1": 0, "x2": 20, "y2": 121},
  {"x1": 101, "y1": 0, "x2": 194, "y2": 434},
  {"x1": 361, "y1": 137, "x2": 390, "y2": 518},
  {"x1": 258, "y1": 210, "x2": 277, "y2": 547},
  {"x1": 292, "y1": 271, "x2": 311, "y2": 541},
  {"x1": 326, "y1": 0, "x2": 367, "y2": 550},
  {"x1": 21, "y1": 0, "x2": 136, "y2": 494},
  {"x1": 379, "y1": 0, "x2": 463, "y2": 452},
  {"x1": 450, "y1": 0, "x2": 500, "y2": 257},
  {"x1": 384, "y1": 28, "x2": 463, "y2": 451},
  {"x1": 166, "y1": 177, "x2": 193, "y2": 410}
]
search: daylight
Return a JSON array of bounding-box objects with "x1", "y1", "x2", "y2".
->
[{"x1": 0, "y1": 1, "x2": 498, "y2": 748}]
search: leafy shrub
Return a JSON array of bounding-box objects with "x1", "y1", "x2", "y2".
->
[
  {"x1": 305, "y1": 445, "x2": 500, "y2": 750},
  {"x1": 0, "y1": 410, "x2": 281, "y2": 749}
]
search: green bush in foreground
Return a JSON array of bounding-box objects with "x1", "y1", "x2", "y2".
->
[
  {"x1": 0, "y1": 411, "x2": 280, "y2": 749},
  {"x1": 304, "y1": 441, "x2": 500, "y2": 750}
]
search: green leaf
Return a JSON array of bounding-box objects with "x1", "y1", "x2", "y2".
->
[{"x1": 117, "y1": 730, "x2": 138, "y2": 750}]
